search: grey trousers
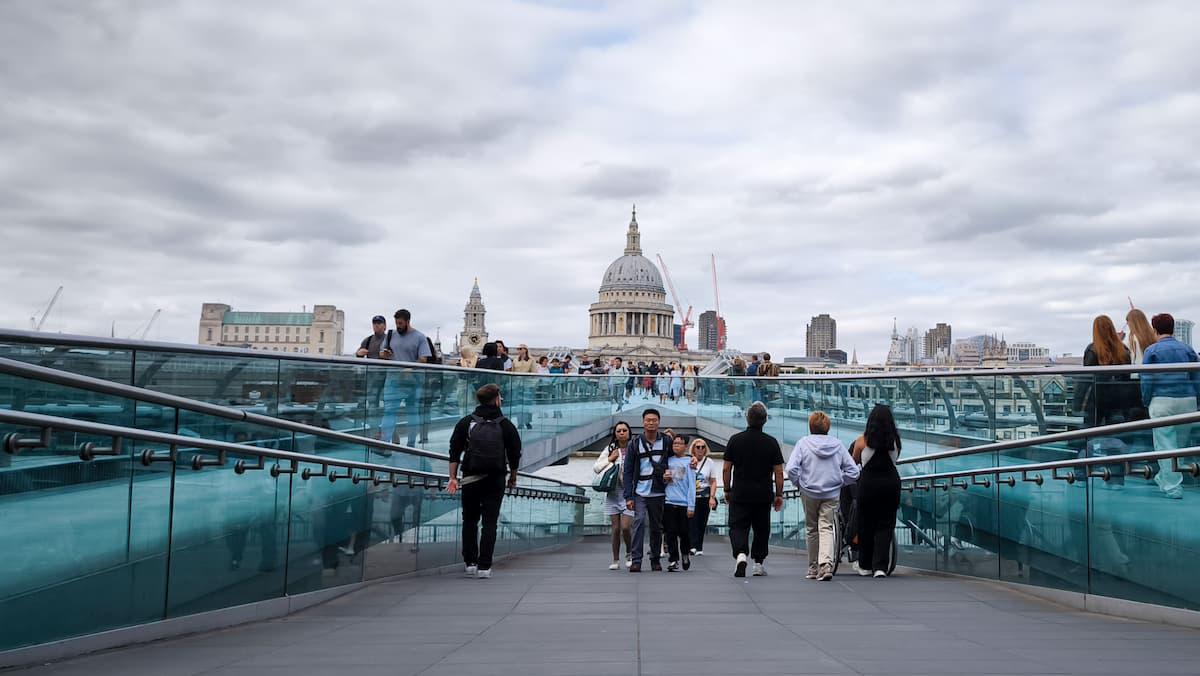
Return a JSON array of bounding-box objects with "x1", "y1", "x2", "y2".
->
[{"x1": 631, "y1": 494, "x2": 665, "y2": 564}]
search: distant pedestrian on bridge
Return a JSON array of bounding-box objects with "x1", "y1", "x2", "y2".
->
[
  {"x1": 1141, "y1": 313, "x2": 1200, "y2": 499},
  {"x1": 378, "y1": 309, "x2": 431, "y2": 446},
  {"x1": 354, "y1": 315, "x2": 389, "y2": 359},
  {"x1": 447, "y1": 383, "x2": 522, "y2": 579},
  {"x1": 723, "y1": 402, "x2": 784, "y2": 577},
  {"x1": 609, "y1": 357, "x2": 629, "y2": 411}
]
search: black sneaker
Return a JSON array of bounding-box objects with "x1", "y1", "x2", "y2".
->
[{"x1": 682, "y1": 554, "x2": 691, "y2": 571}]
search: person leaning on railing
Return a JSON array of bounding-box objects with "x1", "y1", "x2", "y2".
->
[{"x1": 1140, "y1": 313, "x2": 1200, "y2": 500}]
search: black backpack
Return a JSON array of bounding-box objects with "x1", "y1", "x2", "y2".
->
[
  {"x1": 466, "y1": 414, "x2": 508, "y2": 474},
  {"x1": 425, "y1": 337, "x2": 442, "y2": 365}
]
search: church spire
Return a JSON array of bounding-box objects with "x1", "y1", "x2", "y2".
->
[
  {"x1": 624, "y1": 204, "x2": 642, "y2": 255},
  {"x1": 470, "y1": 277, "x2": 481, "y2": 300}
]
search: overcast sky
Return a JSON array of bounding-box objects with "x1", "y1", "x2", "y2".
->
[{"x1": 3, "y1": 1, "x2": 1199, "y2": 362}]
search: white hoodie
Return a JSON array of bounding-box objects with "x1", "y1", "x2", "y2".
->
[{"x1": 785, "y1": 434, "x2": 860, "y2": 501}]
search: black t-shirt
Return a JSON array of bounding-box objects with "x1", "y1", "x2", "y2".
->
[{"x1": 724, "y1": 427, "x2": 783, "y2": 504}]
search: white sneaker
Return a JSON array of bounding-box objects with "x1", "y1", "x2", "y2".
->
[
  {"x1": 853, "y1": 562, "x2": 871, "y2": 577},
  {"x1": 608, "y1": 561, "x2": 620, "y2": 570},
  {"x1": 689, "y1": 548, "x2": 697, "y2": 555},
  {"x1": 734, "y1": 553, "x2": 748, "y2": 577},
  {"x1": 752, "y1": 562, "x2": 766, "y2": 576},
  {"x1": 464, "y1": 564, "x2": 478, "y2": 577},
  {"x1": 477, "y1": 569, "x2": 493, "y2": 579},
  {"x1": 625, "y1": 558, "x2": 633, "y2": 569},
  {"x1": 873, "y1": 570, "x2": 887, "y2": 578},
  {"x1": 695, "y1": 550, "x2": 704, "y2": 556}
]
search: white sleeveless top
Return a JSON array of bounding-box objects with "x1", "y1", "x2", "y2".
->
[{"x1": 861, "y1": 446, "x2": 899, "y2": 466}]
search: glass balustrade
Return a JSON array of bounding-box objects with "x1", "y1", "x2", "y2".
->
[
  {"x1": 0, "y1": 341, "x2": 591, "y2": 652},
  {"x1": 4, "y1": 330, "x2": 1200, "y2": 652}
]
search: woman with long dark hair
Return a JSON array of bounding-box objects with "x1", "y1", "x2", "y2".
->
[
  {"x1": 1073, "y1": 315, "x2": 1134, "y2": 428},
  {"x1": 595, "y1": 421, "x2": 634, "y2": 569},
  {"x1": 851, "y1": 404, "x2": 901, "y2": 577}
]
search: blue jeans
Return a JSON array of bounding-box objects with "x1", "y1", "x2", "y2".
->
[
  {"x1": 379, "y1": 377, "x2": 422, "y2": 445},
  {"x1": 631, "y1": 494, "x2": 664, "y2": 564}
]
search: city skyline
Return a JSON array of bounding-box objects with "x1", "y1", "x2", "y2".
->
[{"x1": 2, "y1": 3, "x2": 1198, "y2": 363}]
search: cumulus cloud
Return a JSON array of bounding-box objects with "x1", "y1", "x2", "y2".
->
[{"x1": 1, "y1": 0, "x2": 1198, "y2": 362}]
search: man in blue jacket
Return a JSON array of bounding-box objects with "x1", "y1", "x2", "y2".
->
[{"x1": 1140, "y1": 313, "x2": 1200, "y2": 499}]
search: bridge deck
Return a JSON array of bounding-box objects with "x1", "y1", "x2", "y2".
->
[{"x1": 18, "y1": 540, "x2": 1200, "y2": 676}]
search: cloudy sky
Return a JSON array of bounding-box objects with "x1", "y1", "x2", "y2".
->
[{"x1": 3, "y1": 1, "x2": 1199, "y2": 362}]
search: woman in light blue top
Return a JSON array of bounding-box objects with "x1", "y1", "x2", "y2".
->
[{"x1": 663, "y1": 435, "x2": 697, "y2": 571}]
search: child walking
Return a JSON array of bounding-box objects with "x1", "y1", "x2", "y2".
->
[
  {"x1": 785, "y1": 411, "x2": 860, "y2": 581},
  {"x1": 664, "y1": 435, "x2": 697, "y2": 571}
]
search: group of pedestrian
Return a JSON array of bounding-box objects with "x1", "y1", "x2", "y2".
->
[
  {"x1": 1078, "y1": 310, "x2": 1199, "y2": 499},
  {"x1": 782, "y1": 403, "x2": 903, "y2": 580},
  {"x1": 591, "y1": 409, "x2": 722, "y2": 572},
  {"x1": 354, "y1": 310, "x2": 440, "y2": 445}
]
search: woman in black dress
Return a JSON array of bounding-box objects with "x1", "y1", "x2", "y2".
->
[{"x1": 850, "y1": 404, "x2": 901, "y2": 577}]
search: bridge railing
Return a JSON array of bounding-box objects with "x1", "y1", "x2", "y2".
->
[
  {"x1": 774, "y1": 409, "x2": 1200, "y2": 614},
  {"x1": 0, "y1": 352, "x2": 588, "y2": 658}
]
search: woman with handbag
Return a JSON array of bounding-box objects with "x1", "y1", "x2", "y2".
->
[
  {"x1": 687, "y1": 437, "x2": 721, "y2": 556},
  {"x1": 595, "y1": 421, "x2": 634, "y2": 569}
]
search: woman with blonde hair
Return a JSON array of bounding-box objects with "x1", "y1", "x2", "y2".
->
[
  {"x1": 458, "y1": 346, "x2": 478, "y2": 369},
  {"x1": 687, "y1": 436, "x2": 721, "y2": 556},
  {"x1": 1125, "y1": 309, "x2": 1158, "y2": 375}
]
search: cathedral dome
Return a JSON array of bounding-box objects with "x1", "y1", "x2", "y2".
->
[
  {"x1": 600, "y1": 254, "x2": 665, "y2": 294},
  {"x1": 598, "y1": 208, "x2": 665, "y2": 295}
]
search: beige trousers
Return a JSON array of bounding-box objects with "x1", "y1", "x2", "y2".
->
[{"x1": 802, "y1": 496, "x2": 838, "y2": 567}]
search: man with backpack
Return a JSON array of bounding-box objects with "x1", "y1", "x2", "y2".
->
[
  {"x1": 623, "y1": 408, "x2": 674, "y2": 572},
  {"x1": 447, "y1": 383, "x2": 522, "y2": 579}
]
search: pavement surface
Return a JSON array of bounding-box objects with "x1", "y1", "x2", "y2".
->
[{"x1": 11, "y1": 539, "x2": 1200, "y2": 676}]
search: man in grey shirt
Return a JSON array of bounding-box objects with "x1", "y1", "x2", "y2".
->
[
  {"x1": 379, "y1": 309, "x2": 433, "y2": 446},
  {"x1": 356, "y1": 316, "x2": 390, "y2": 359}
]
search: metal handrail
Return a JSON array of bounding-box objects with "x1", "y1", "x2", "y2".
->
[
  {"x1": 895, "y1": 410, "x2": 1200, "y2": 466},
  {"x1": 0, "y1": 355, "x2": 581, "y2": 489},
  {"x1": 895, "y1": 444, "x2": 1200, "y2": 488},
  {"x1": 0, "y1": 409, "x2": 588, "y2": 503},
  {"x1": 5, "y1": 327, "x2": 1200, "y2": 380}
]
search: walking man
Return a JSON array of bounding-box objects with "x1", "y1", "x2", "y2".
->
[
  {"x1": 624, "y1": 408, "x2": 673, "y2": 572},
  {"x1": 609, "y1": 357, "x2": 629, "y2": 411},
  {"x1": 378, "y1": 309, "x2": 431, "y2": 445},
  {"x1": 447, "y1": 384, "x2": 522, "y2": 579},
  {"x1": 723, "y1": 402, "x2": 785, "y2": 577}
]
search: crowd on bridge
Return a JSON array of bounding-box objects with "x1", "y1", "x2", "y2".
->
[{"x1": 590, "y1": 404, "x2": 903, "y2": 580}]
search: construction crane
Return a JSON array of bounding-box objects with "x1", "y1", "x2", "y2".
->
[
  {"x1": 130, "y1": 309, "x2": 162, "y2": 340},
  {"x1": 712, "y1": 254, "x2": 726, "y2": 351},
  {"x1": 656, "y1": 254, "x2": 693, "y2": 351},
  {"x1": 30, "y1": 286, "x2": 63, "y2": 332}
]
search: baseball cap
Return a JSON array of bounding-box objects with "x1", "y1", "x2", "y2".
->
[{"x1": 372, "y1": 315, "x2": 386, "y2": 323}]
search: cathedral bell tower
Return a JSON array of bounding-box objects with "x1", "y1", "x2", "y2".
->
[{"x1": 459, "y1": 278, "x2": 488, "y2": 351}]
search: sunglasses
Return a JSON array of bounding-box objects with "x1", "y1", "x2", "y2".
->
[{"x1": 695, "y1": 445, "x2": 708, "y2": 450}]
